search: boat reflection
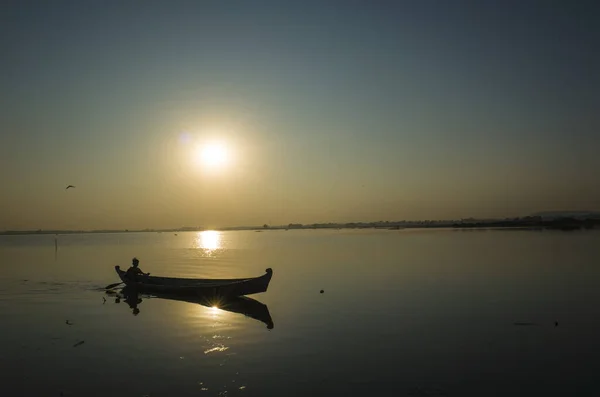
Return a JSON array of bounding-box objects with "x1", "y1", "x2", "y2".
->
[{"x1": 109, "y1": 286, "x2": 274, "y2": 329}]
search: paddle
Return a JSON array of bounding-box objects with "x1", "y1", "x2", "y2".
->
[{"x1": 105, "y1": 282, "x2": 124, "y2": 290}]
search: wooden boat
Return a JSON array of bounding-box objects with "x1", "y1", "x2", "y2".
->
[
  {"x1": 114, "y1": 265, "x2": 273, "y2": 297},
  {"x1": 111, "y1": 286, "x2": 274, "y2": 329}
]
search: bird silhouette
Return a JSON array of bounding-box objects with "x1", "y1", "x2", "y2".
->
[{"x1": 65, "y1": 185, "x2": 75, "y2": 189}]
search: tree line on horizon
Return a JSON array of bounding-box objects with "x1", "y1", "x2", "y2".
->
[{"x1": 3, "y1": 213, "x2": 599, "y2": 235}]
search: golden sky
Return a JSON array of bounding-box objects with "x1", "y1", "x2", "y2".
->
[{"x1": 2, "y1": 1, "x2": 598, "y2": 230}]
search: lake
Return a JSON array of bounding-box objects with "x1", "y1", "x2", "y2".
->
[{"x1": 1, "y1": 228, "x2": 599, "y2": 396}]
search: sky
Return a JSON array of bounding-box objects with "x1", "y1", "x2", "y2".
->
[{"x1": 1, "y1": 0, "x2": 599, "y2": 230}]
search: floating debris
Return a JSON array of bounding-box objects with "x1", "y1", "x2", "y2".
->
[
  {"x1": 555, "y1": 321, "x2": 559, "y2": 327},
  {"x1": 73, "y1": 341, "x2": 85, "y2": 348},
  {"x1": 320, "y1": 290, "x2": 324, "y2": 294},
  {"x1": 65, "y1": 320, "x2": 73, "y2": 326},
  {"x1": 102, "y1": 297, "x2": 106, "y2": 304}
]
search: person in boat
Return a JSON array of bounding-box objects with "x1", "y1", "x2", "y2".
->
[{"x1": 126, "y1": 257, "x2": 150, "y2": 280}]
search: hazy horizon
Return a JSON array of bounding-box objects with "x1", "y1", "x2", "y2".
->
[
  {"x1": 3, "y1": 209, "x2": 599, "y2": 233},
  {"x1": 2, "y1": 1, "x2": 599, "y2": 231}
]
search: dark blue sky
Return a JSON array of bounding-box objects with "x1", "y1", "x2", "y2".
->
[{"x1": 1, "y1": 0, "x2": 599, "y2": 229}]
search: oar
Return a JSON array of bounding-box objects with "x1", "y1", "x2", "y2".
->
[{"x1": 105, "y1": 282, "x2": 124, "y2": 290}]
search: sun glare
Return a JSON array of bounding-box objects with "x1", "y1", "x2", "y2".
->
[
  {"x1": 198, "y1": 230, "x2": 221, "y2": 250},
  {"x1": 210, "y1": 305, "x2": 220, "y2": 317},
  {"x1": 193, "y1": 230, "x2": 222, "y2": 257},
  {"x1": 198, "y1": 143, "x2": 229, "y2": 168}
]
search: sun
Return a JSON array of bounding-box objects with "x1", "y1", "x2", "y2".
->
[{"x1": 197, "y1": 143, "x2": 229, "y2": 168}]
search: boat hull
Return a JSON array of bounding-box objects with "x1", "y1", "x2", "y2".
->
[{"x1": 114, "y1": 266, "x2": 273, "y2": 297}]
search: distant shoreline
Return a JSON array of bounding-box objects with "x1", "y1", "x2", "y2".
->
[{"x1": 2, "y1": 216, "x2": 599, "y2": 236}]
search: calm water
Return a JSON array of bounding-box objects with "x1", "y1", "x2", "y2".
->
[{"x1": 1, "y1": 229, "x2": 600, "y2": 396}]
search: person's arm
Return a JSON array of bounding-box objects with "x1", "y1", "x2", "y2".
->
[{"x1": 136, "y1": 268, "x2": 150, "y2": 276}]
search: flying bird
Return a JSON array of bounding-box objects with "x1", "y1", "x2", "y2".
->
[{"x1": 65, "y1": 185, "x2": 75, "y2": 189}]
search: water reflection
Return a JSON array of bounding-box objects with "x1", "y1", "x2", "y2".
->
[
  {"x1": 109, "y1": 286, "x2": 273, "y2": 329},
  {"x1": 193, "y1": 230, "x2": 222, "y2": 256},
  {"x1": 110, "y1": 288, "x2": 142, "y2": 315}
]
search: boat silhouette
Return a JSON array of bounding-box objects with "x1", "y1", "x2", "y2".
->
[
  {"x1": 110, "y1": 286, "x2": 274, "y2": 329},
  {"x1": 114, "y1": 266, "x2": 273, "y2": 297}
]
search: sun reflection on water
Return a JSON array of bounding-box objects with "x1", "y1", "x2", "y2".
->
[
  {"x1": 210, "y1": 305, "x2": 220, "y2": 317},
  {"x1": 194, "y1": 230, "x2": 222, "y2": 256}
]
